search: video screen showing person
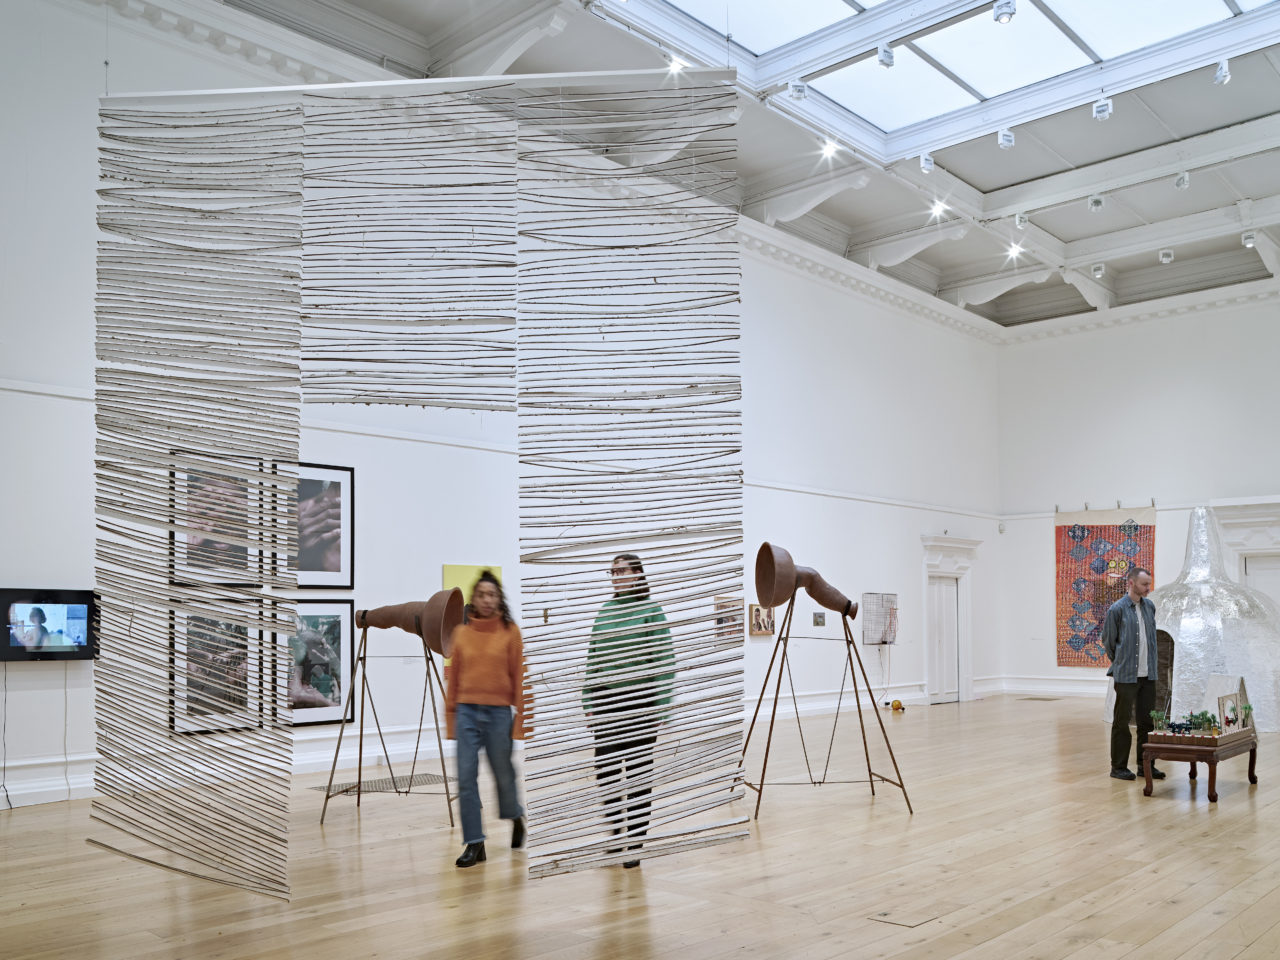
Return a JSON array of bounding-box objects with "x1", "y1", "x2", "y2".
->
[{"x1": 8, "y1": 603, "x2": 89, "y2": 651}]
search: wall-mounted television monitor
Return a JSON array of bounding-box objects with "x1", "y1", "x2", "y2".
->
[{"x1": 2, "y1": 590, "x2": 97, "y2": 661}]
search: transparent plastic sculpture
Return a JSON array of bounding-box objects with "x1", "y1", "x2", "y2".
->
[{"x1": 1153, "y1": 506, "x2": 1280, "y2": 732}]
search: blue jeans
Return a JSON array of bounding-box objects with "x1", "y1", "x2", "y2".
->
[{"x1": 455, "y1": 703, "x2": 523, "y2": 845}]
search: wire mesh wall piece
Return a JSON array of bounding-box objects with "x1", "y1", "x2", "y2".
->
[
  {"x1": 300, "y1": 88, "x2": 517, "y2": 409},
  {"x1": 862, "y1": 593, "x2": 900, "y2": 645},
  {"x1": 93, "y1": 100, "x2": 302, "y2": 899},
  {"x1": 514, "y1": 81, "x2": 747, "y2": 878}
]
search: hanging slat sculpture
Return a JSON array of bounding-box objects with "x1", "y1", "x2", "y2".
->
[
  {"x1": 300, "y1": 88, "x2": 517, "y2": 409},
  {"x1": 513, "y1": 81, "x2": 747, "y2": 877},
  {"x1": 92, "y1": 99, "x2": 302, "y2": 898}
]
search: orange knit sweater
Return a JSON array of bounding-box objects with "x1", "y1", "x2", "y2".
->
[{"x1": 444, "y1": 615, "x2": 527, "y2": 741}]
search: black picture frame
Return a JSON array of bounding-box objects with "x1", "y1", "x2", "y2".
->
[
  {"x1": 290, "y1": 599, "x2": 355, "y2": 726},
  {"x1": 168, "y1": 600, "x2": 270, "y2": 735},
  {"x1": 296, "y1": 463, "x2": 354, "y2": 590}
]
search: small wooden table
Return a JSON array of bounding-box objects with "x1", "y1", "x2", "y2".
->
[{"x1": 1142, "y1": 733, "x2": 1258, "y2": 802}]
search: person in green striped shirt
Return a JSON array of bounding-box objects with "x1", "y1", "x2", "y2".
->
[{"x1": 584, "y1": 553, "x2": 675, "y2": 868}]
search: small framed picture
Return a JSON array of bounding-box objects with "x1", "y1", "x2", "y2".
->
[
  {"x1": 170, "y1": 608, "x2": 265, "y2": 734},
  {"x1": 170, "y1": 462, "x2": 268, "y2": 587},
  {"x1": 714, "y1": 596, "x2": 743, "y2": 642},
  {"x1": 291, "y1": 599, "x2": 355, "y2": 726},
  {"x1": 297, "y1": 463, "x2": 354, "y2": 590},
  {"x1": 748, "y1": 603, "x2": 775, "y2": 637}
]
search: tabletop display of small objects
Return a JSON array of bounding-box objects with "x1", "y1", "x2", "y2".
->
[{"x1": 1147, "y1": 697, "x2": 1254, "y2": 747}]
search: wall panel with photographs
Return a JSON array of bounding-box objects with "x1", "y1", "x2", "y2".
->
[{"x1": 169, "y1": 604, "x2": 268, "y2": 735}]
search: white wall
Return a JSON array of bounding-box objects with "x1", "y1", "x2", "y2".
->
[{"x1": 995, "y1": 300, "x2": 1280, "y2": 693}]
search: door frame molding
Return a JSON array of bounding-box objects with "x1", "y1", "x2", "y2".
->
[{"x1": 922, "y1": 535, "x2": 982, "y2": 703}]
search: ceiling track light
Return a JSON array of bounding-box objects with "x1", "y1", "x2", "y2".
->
[
  {"x1": 997, "y1": 128, "x2": 1015, "y2": 150},
  {"x1": 787, "y1": 81, "x2": 808, "y2": 100},
  {"x1": 1174, "y1": 171, "x2": 1191, "y2": 190},
  {"x1": 1159, "y1": 249, "x2": 1174, "y2": 264},
  {"x1": 877, "y1": 43, "x2": 894, "y2": 68},
  {"x1": 1087, "y1": 194, "x2": 1105, "y2": 213},
  {"x1": 821, "y1": 139, "x2": 839, "y2": 159},
  {"x1": 1091, "y1": 263, "x2": 1106, "y2": 279},
  {"x1": 994, "y1": 0, "x2": 1015, "y2": 24},
  {"x1": 1007, "y1": 242, "x2": 1024, "y2": 258},
  {"x1": 1092, "y1": 97, "x2": 1113, "y2": 121},
  {"x1": 665, "y1": 53, "x2": 689, "y2": 73},
  {"x1": 1014, "y1": 212, "x2": 1028, "y2": 230},
  {"x1": 929, "y1": 200, "x2": 948, "y2": 219},
  {"x1": 1214, "y1": 59, "x2": 1231, "y2": 85},
  {"x1": 1243, "y1": 231, "x2": 1257, "y2": 249},
  {"x1": 920, "y1": 152, "x2": 935, "y2": 173}
]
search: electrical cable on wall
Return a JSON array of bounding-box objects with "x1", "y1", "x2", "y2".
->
[{"x1": 2, "y1": 663, "x2": 11, "y2": 809}]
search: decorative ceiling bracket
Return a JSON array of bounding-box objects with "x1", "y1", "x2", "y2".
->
[
  {"x1": 940, "y1": 267, "x2": 1054, "y2": 308},
  {"x1": 742, "y1": 165, "x2": 870, "y2": 226},
  {"x1": 848, "y1": 221, "x2": 970, "y2": 270},
  {"x1": 1060, "y1": 266, "x2": 1116, "y2": 311}
]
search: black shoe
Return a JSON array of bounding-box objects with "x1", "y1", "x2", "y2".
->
[
  {"x1": 1145, "y1": 765, "x2": 1166, "y2": 780},
  {"x1": 511, "y1": 816, "x2": 526, "y2": 849},
  {"x1": 455, "y1": 842, "x2": 486, "y2": 868},
  {"x1": 623, "y1": 859, "x2": 640, "y2": 869},
  {"x1": 1110, "y1": 767, "x2": 1136, "y2": 781}
]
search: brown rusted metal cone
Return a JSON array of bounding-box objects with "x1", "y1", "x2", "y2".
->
[
  {"x1": 356, "y1": 587, "x2": 464, "y2": 656},
  {"x1": 755, "y1": 542, "x2": 858, "y2": 620}
]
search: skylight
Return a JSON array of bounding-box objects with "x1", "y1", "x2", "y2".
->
[
  {"x1": 663, "y1": 0, "x2": 857, "y2": 55},
  {"x1": 811, "y1": 46, "x2": 980, "y2": 132},
  {"x1": 1042, "y1": 0, "x2": 1231, "y2": 61}
]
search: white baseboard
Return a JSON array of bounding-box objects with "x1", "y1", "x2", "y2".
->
[
  {"x1": 0, "y1": 751, "x2": 97, "y2": 809},
  {"x1": 974, "y1": 675, "x2": 1109, "y2": 699}
]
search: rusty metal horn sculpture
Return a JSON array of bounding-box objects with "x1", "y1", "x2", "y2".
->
[
  {"x1": 755, "y1": 542, "x2": 858, "y2": 619},
  {"x1": 743, "y1": 542, "x2": 910, "y2": 818},
  {"x1": 322, "y1": 587, "x2": 465, "y2": 825},
  {"x1": 356, "y1": 588, "x2": 464, "y2": 657}
]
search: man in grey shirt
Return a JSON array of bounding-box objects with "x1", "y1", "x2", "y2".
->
[{"x1": 1102, "y1": 566, "x2": 1164, "y2": 781}]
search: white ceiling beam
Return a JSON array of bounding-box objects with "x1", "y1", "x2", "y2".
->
[
  {"x1": 847, "y1": 220, "x2": 970, "y2": 268},
  {"x1": 1061, "y1": 267, "x2": 1116, "y2": 310},
  {"x1": 984, "y1": 114, "x2": 1280, "y2": 220},
  {"x1": 885, "y1": 3, "x2": 1280, "y2": 161},
  {"x1": 742, "y1": 164, "x2": 870, "y2": 225},
  {"x1": 430, "y1": 0, "x2": 567, "y2": 77},
  {"x1": 755, "y1": 0, "x2": 989, "y2": 91},
  {"x1": 1253, "y1": 233, "x2": 1280, "y2": 277},
  {"x1": 1065, "y1": 195, "x2": 1280, "y2": 267},
  {"x1": 938, "y1": 267, "x2": 1055, "y2": 307}
]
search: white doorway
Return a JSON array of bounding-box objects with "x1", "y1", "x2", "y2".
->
[
  {"x1": 927, "y1": 575, "x2": 960, "y2": 704},
  {"x1": 1243, "y1": 555, "x2": 1280, "y2": 608}
]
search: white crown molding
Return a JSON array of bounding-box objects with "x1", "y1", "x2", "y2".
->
[{"x1": 67, "y1": 0, "x2": 400, "y2": 84}]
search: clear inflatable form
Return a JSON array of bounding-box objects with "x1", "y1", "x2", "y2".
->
[{"x1": 1153, "y1": 506, "x2": 1280, "y2": 732}]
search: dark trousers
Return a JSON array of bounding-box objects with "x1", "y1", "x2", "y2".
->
[
  {"x1": 1111, "y1": 677, "x2": 1156, "y2": 771},
  {"x1": 592, "y1": 703, "x2": 658, "y2": 844}
]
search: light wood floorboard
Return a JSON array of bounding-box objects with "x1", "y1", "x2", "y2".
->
[{"x1": 0, "y1": 695, "x2": 1273, "y2": 959}]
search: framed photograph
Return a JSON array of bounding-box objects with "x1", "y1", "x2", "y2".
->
[
  {"x1": 291, "y1": 599, "x2": 355, "y2": 726},
  {"x1": 170, "y1": 608, "x2": 265, "y2": 734},
  {"x1": 748, "y1": 603, "x2": 774, "y2": 637},
  {"x1": 297, "y1": 463, "x2": 354, "y2": 589},
  {"x1": 714, "y1": 596, "x2": 743, "y2": 642},
  {"x1": 170, "y1": 463, "x2": 267, "y2": 587}
]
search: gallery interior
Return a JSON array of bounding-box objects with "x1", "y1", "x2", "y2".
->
[{"x1": 4, "y1": 0, "x2": 1280, "y2": 956}]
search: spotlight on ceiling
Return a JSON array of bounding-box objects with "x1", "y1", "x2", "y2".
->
[
  {"x1": 1091, "y1": 263, "x2": 1106, "y2": 279},
  {"x1": 1014, "y1": 212, "x2": 1028, "y2": 230},
  {"x1": 1174, "y1": 171, "x2": 1191, "y2": 190},
  {"x1": 1092, "y1": 97, "x2": 1113, "y2": 121},
  {"x1": 877, "y1": 43, "x2": 894, "y2": 68},
  {"x1": 920, "y1": 152, "x2": 935, "y2": 173},
  {"x1": 1243, "y1": 231, "x2": 1257, "y2": 249},
  {"x1": 1007, "y1": 242, "x2": 1024, "y2": 259},
  {"x1": 1159, "y1": 249, "x2": 1174, "y2": 264},
  {"x1": 929, "y1": 200, "x2": 948, "y2": 219},
  {"x1": 994, "y1": 0, "x2": 1015, "y2": 24},
  {"x1": 665, "y1": 54, "x2": 689, "y2": 74},
  {"x1": 787, "y1": 81, "x2": 808, "y2": 100},
  {"x1": 1087, "y1": 194, "x2": 1105, "y2": 213},
  {"x1": 997, "y1": 128, "x2": 1015, "y2": 150},
  {"x1": 1214, "y1": 59, "x2": 1231, "y2": 85},
  {"x1": 821, "y1": 139, "x2": 839, "y2": 159}
]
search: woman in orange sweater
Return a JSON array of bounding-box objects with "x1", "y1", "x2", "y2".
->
[{"x1": 445, "y1": 570, "x2": 527, "y2": 868}]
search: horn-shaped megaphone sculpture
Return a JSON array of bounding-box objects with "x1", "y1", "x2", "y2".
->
[
  {"x1": 356, "y1": 588, "x2": 464, "y2": 657},
  {"x1": 755, "y1": 542, "x2": 858, "y2": 620}
]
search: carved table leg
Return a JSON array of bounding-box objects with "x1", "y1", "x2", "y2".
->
[
  {"x1": 1208, "y1": 761, "x2": 1218, "y2": 802},
  {"x1": 1143, "y1": 757, "x2": 1153, "y2": 797},
  {"x1": 1188, "y1": 761, "x2": 1197, "y2": 780},
  {"x1": 1249, "y1": 747, "x2": 1258, "y2": 785}
]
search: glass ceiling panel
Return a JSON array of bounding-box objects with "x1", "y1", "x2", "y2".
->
[
  {"x1": 811, "y1": 46, "x2": 980, "y2": 132},
  {"x1": 913, "y1": 3, "x2": 1092, "y2": 99},
  {"x1": 1040, "y1": 0, "x2": 1231, "y2": 61},
  {"x1": 661, "y1": 0, "x2": 857, "y2": 55},
  {"x1": 1236, "y1": 0, "x2": 1279, "y2": 9}
]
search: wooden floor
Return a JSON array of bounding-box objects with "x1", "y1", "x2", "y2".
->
[{"x1": 2, "y1": 694, "x2": 1276, "y2": 960}]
